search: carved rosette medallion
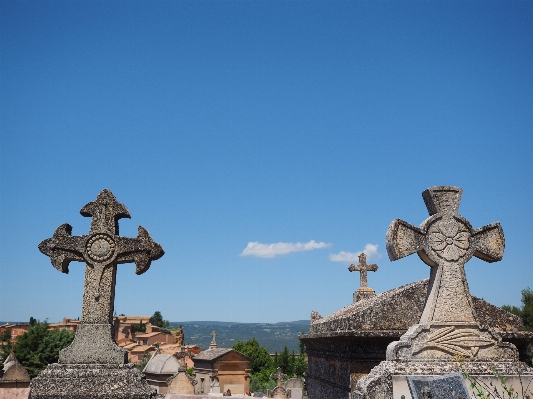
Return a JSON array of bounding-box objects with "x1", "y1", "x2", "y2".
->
[
  {"x1": 85, "y1": 234, "x2": 116, "y2": 264},
  {"x1": 427, "y1": 218, "x2": 471, "y2": 262}
]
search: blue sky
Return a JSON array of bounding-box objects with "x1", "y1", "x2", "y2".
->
[{"x1": 1, "y1": 1, "x2": 532, "y2": 324}]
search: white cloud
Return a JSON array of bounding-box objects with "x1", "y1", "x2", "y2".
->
[
  {"x1": 240, "y1": 240, "x2": 332, "y2": 258},
  {"x1": 329, "y1": 243, "x2": 381, "y2": 263}
]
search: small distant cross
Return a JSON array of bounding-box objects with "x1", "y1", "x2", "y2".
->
[
  {"x1": 349, "y1": 253, "x2": 378, "y2": 289},
  {"x1": 271, "y1": 367, "x2": 287, "y2": 387},
  {"x1": 209, "y1": 330, "x2": 218, "y2": 348}
]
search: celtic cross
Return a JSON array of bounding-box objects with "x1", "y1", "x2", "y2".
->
[
  {"x1": 271, "y1": 367, "x2": 287, "y2": 387},
  {"x1": 386, "y1": 186, "x2": 504, "y2": 325},
  {"x1": 38, "y1": 189, "x2": 164, "y2": 364},
  {"x1": 349, "y1": 253, "x2": 378, "y2": 289}
]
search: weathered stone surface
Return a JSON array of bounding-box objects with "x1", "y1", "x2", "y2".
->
[
  {"x1": 268, "y1": 368, "x2": 291, "y2": 398},
  {"x1": 1, "y1": 353, "x2": 30, "y2": 385},
  {"x1": 31, "y1": 190, "x2": 163, "y2": 399},
  {"x1": 349, "y1": 253, "x2": 378, "y2": 303},
  {"x1": 38, "y1": 189, "x2": 164, "y2": 364},
  {"x1": 29, "y1": 364, "x2": 156, "y2": 399},
  {"x1": 353, "y1": 360, "x2": 533, "y2": 399},
  {"x1": 352, "y1": 186, "x2": 533, "y2": 399},
  {"x1": 301, "y1": 279, "x2": 533, "y2": 399},
  {"x1": 383, "y1": 186, "x2": 511, "y2": 363}
]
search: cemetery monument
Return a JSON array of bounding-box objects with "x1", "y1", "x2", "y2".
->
[
  {"x1": 354, "y1": 186, "x2": 533, "y2": 399},
  {"x1": 30, "y1": 189, "x2": 164, "y2": 399}
]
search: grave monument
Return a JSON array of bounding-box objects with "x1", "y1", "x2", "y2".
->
[
  {"x1": 267, "y1": 367, "x2": 291, "y2": 398},
  {"x1": 30, "y1": 189, "x2": 164, "y2": 399},
  {"x1": 349, "y1": 253, "x2": 378, "y2": 302},
  {"x1": 354, "y1": 186, "x2": 533, "y2": 399}
]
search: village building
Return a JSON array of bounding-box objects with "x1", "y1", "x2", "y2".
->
[
  {"x1": 48, "y1": 318, "x2": 80, "y2": 332},
  {"x1": 193, "y1": 336, "x2": 252, "y2": 396},
  {"x1": 0, "y1": 324, "x2": 30, "y2": 343},
  {"x1": 300, "y1": 278, "x2": 533, "y2": 399},
  {"x1": 113, "y1": 315, "x2": 152, "y2": 342},
  {"x1": 0, "y1": 353, "x2": 30, "y2": 389}
]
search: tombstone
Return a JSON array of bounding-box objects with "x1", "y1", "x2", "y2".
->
[
  {"x1": 267, "y1": 368, "x2": 291, "y2": 398},
  {"x1": 30, "y1": 189, "x2": 164, "y2": 399},
  {"x1": 349, "y1": 253, "x2": 378, "y2": 302},
  {"x1": 354, "y1": 186, "x2": 533, "y2": 399},
  {"x1": 284, "y1": 378, "x2": 304, "y2": 399}
]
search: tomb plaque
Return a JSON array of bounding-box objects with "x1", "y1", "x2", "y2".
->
[{"x1": 406, "y1": 373, "x2": 469, "y2": 399}]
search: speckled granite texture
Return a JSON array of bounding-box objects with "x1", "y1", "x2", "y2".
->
[
  {"x1": 29, "y1": 364, "x2": 156, "y2": 399},
  {"x1": 33, "y1": 190, "x2": 164, "y2": 399}
]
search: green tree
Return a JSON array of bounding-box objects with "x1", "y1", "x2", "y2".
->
[
  {"x1": 12, "y1": 321, "x2": 74, "y2": 378},
  {"x1": 278, "y1": 346, "x2": 292, "y2": 376},
  {"x1": 151, "y1": 311, "x2": 170, "y2": 329},
  {"x1": 503, "y1": 287, "x2": 533, "y2": 365},
  {"x1": 293, "y1": 340, "x2": 308, "y2": 378},
  {"x1": 233, "y1": 338, "x2": 276, "y2": 392},
  {"x1": 233, "y1": 338, "x2": 274, "y2": 374}
]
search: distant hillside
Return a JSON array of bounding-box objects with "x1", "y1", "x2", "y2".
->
[{"x1": 170, "y1": 320, "x2": 310, "y2": 353}]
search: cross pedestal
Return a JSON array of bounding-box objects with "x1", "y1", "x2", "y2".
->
[{"x1": 30, "y1": 189, "x2": 164, "y2": 399}]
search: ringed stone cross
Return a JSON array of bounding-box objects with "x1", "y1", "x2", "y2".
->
[
  {"x1": 349, "y1": 253, "x2": 378, "y2": 289},
  {"x1": 385, "y1": 186, "x2": 516, "y2": 361},
  {"x1": 386, "y1": 186, "x2": 504, "y2": 325},
  {"x1": 38, "y1": 189, "x2": 164, "y2": 364}
]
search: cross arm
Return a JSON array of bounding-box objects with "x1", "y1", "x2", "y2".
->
[
  {"x1": 386, "y1": 218, "x2": 425, "y2": 261},
  {"x1": 348, "y1": 264, "x2": 360, "y2": 272},
  {"x1": 471, "y1": 222, "x2": 505, "y2": 262},
  {"x1": 38, "y1": 224, "x2": 87, "y2": 273},
  {"x1": 115, "y1": 226, "x2": 164, "y2": 275},
  {"x1": 367, "y1": 263, "x2": 378, "y2": 272}
]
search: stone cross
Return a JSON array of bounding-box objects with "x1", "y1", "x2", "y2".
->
[
  {"x1": 349, "y1": 253, "x2": 378, "y2": 289},
  {"x1": 386, "y1": 186, "x2": 504, "y2": 325},
  {"x1": 38, "y1": 189, "x2": 164, "y2": 364},
  {"x1": 209, "y1": 330, "x2": 218, "y2": 348},
  {"x1": 271, "y1": 367, "x2": 287, "y2": 387}
]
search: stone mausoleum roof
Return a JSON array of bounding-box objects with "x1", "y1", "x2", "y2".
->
[
  {"x1": 304, "y1": 279, "x2": 530, "y2": 341},
  {"x1": 143, "y1": 353, "x2": 180, "y2": 375}
]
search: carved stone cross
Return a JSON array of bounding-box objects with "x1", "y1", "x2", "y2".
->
[
  {"x1": 349, "y1": 253, "x2": 378, "y2": 289},
  {"x1": 386, "y1": 186, "x2": 504, "y2": 325},
  {"x1": 38, "y1": 189, "x2": 164, "y2": 364},
  {"x1": 384, "y1": 186, "x2": 517, "y2": 362},
  {"x1": 271, "y1": 367, "x2": 287, "y2": 387}
]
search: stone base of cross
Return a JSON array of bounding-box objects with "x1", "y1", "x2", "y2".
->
[{"x1": 353, "y1": 287, "x2": 376, "y2": 303}]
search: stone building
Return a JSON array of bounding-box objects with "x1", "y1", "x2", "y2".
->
[
  {"x1": 143, "y1": 352, "x2": 180, "y2": 394},
  {"x1": 0, "y1": 353, "x2": 30, "y2": 388},
  {"x1": 193, "y1": 348, "x2": 252, "y2": 394},
  {"x1": 300, "y1": 278, "x2": 533, "y2": 399}
]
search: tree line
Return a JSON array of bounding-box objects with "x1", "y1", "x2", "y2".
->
[{"x1": 232, "y1": 338, "x2": 307, "y2": 393}]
